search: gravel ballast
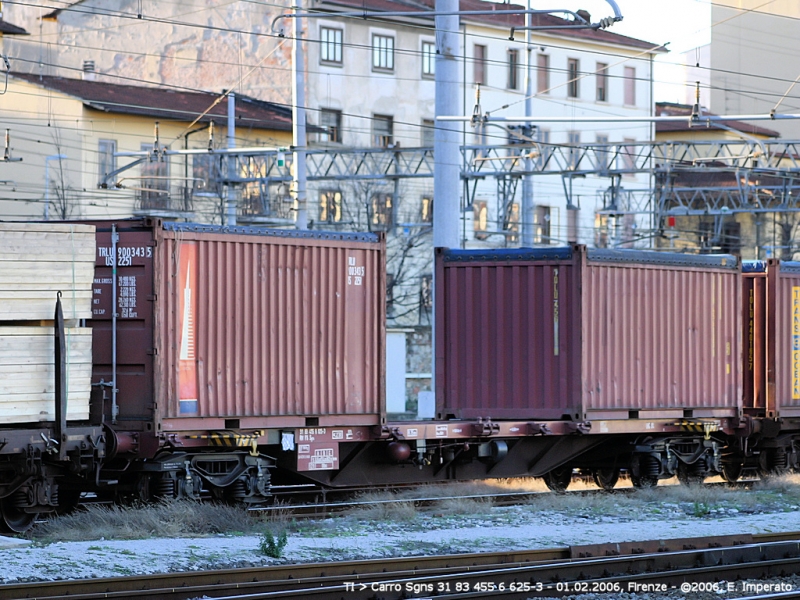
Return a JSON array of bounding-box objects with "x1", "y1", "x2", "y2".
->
[{"x1": 1, "y1": 478, "x2": 799, "y2": 595}]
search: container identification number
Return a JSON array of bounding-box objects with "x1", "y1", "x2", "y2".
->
[
  {"x1": 99, "y1": 246, "x2": 153, "y2": 267},
  {"x1": 347, "y1": 256, "x2": 364, "y2": 286}
]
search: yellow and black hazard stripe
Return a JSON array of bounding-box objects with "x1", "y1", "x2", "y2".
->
[
  {"x1": 187, "y1": 430, "x2": 264, "y2": 454},
  {"x1": 673, "y1": 421, "x2": 719, "y2": 440}
]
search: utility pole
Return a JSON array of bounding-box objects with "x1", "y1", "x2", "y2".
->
[
  {"x1": 225, "y1": 93, "x2": 237, "y2": 226},
  {"x1": 432, "y1": 0, "x2": 460, "y2": 250},
  {"x1": 292, "y1": 0, "x2": 309, "y2": 230},
  {"x1": 521, "y1": 0, "x2": 534, "y2": 246}
]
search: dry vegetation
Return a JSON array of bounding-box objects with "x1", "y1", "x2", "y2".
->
[
  {"x1": 28, "y1": 474, "x2": 800, "y2": 543},
  {"x1": 30, "y1": 499, "x2": 265, "y2": 543}
]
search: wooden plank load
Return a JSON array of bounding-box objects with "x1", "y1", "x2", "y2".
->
[
  {"x1": 0, "y1": 223, "x2": 95, "y2": 320},
  {"x1": 0, "y1": 223, "x2": 96, "y2": 424},
  {"x1": 0, "y1": 327, "x2": 93, "y2": 424}
]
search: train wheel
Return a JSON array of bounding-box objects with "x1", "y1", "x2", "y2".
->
[
  {"x1": 592, "y1": 468, "x2": 620, "y2": 491},
  {"x1": 630, "y1": 475, "x2": 658, "y2": 489},
  {"x1": 677, "y1": 461, "x2": 707, "y2": 486},
  {"x1": 0, "y1": 495, "x2": 36, "y2": 534},
  {"x1": 720, "y1": 460, "x2": 743, "y2": 484},
  {"x1": 543, "y1": 467, "x2": 572, "y2": 492}
]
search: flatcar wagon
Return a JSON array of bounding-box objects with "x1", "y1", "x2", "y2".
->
[{"x1": 4, "y1": 223, "x2": 800, "y2": 533}]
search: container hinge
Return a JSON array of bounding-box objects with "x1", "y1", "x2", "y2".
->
[
  {"x1": 147, "y1": 294, "x2": 157, "y2": 301},
  {"x1": 146, "y1": 348, "x2": 158, "y2": 356}
]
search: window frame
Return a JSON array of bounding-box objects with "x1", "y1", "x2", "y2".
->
[
  {"x1": 474, "y1": 44, "x2": 487, "y2": 85},
  {"x1": 624, "y1": 66, "x2": 636, "y2": 106},
  {"x1": 421, "y1": 40, "x2": 435, "y2": 78},
  {"x1": 596, "y1": 62, "x2": 608, "y2": 102},
  {"x1": 370, "y1": 192, "x2": 393, "y2": 230},
  {"x1": 98, "y1": 139, "x2": 117, "y2": 184},
  {"x1": 474, "y1": 200, "x2": 489, "y2": 240},
  {"x1": 372, "y1": 114, "x2": 394, "y2": 147},
  {"x1": 507, "y1": 48, "x2": 520, "y2": 90},
  {"x1": 536, "y1": 53, "x2": 550, "y2": 94},
  {"x1": 567, "y1": 58, "x2": 579, "y2": 98},
  {"x1": 319, "y1": 189, "x2": 343, "y2": 223},
  {"x1": 372, "y1": 34, "x2": 395, "y2": 72},
  {"x1": 319, "y1": 26, "x2": 343, "y2": 65},
  {"x1": 319, "y1": 108, "x2": 342, "y2": 144},
  {"x1": 421, "y1": 195, "x2": 433, "y2": 223}
]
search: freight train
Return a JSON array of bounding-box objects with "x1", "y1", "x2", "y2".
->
[{"x1": 0, "y1": 218, "x2": 798, "y2": 532}]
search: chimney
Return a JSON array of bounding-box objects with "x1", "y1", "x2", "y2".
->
[{"x1": 82, "y1": 60, "x2": 96, "y2": 81}]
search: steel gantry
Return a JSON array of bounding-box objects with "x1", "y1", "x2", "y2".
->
[{"x1": 103, "y1": 138, "x2": 800, "y2": 226}]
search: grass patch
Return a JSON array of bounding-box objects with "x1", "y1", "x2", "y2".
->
[
  {"x1": 30, "y1": 499, "x2": 259, "y2": 543},
  {"x1": 259, "y1": 527, "x2": 289, "y2": 558}
]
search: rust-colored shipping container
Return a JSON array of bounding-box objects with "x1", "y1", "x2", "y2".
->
[
  {"x1": 436, "y1": 246, "x2": 742, "y2": 421},
  {"x1": 89, "y1": 219, "x2": 385, "y2": 434},
  {"x1": 768, "y1": 260, "x2": 800, "y2": 418}
]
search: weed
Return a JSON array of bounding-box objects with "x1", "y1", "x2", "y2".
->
[
  {"x1": 259, "y1": 527, "x2": 289, "y2": 558},
  {"x1": 691, "y1": 502, "x2": 712, "y2": 517}
]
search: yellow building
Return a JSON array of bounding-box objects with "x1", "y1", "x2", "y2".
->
[{"x1": 0, "y1": 73, "x2": 294, "y2": 223}]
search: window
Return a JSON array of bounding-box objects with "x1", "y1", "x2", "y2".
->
[
  {"x1": 596, "y1": 62, "x2": 608, "y2": 102},
  {"x1": 567, "y1": 131, "x2": 580, "y2": 169},
  {"x1": 699, "y1": 221, "x2": 741, "y2": 255},
  {"x1": 594, "y1": 212, "x2": 608, "y2": 248},
  {"x1": 370, "y1": 193, "x2": 393, "y2": 229},
  {"x1": 537, "y1": 54, "x2": 549, "y2": 94},
  {"x1": 421, "y1": 196, "x2": 433, "y2": 223},
  {"x1": 567, "y1": 58, "x2": 579, "y2": 98},
  {"x1": 420, "y1": 274, "x2": 432, "y2": 310},
  {"x1": 624, "y1": 66, "x2": 636, "y2": 105},
  {"x1": 421, "y1": 119, "x2": 435, "y2": 147},
  {"x1": 98, "y1": 139, "x2": 117, "y2": 184},
  {"x1": 372, "y1": 34, "x2": 394, "y2": 71},
  {"x1": 474, "y1": 201, "x2": 488, "y2": 240},
  {"x1": 474, "y1": 44, "x2": 487, "y2": 85},
  {"x1": 595, "y1": 134, "x2": 609, "y2": 171},
  {"x1": 422, "y1": 41, "x2": 435, "y2": 77},
  {"x1": 320, "y1": 27, "x2": 343, "y2": 64},
  {"x1": 319, "y1": 190, "x2": 342, "y2": 223},
  {"x1": 506, "y1": 202, "x2": 520, "y2": 242},
  {"x1": 372, "y1": 115, "x2": 393, "y2": 147},
  {"x1": 319, "y1": 109, "x2": 342, "y2": 143},
  {"x1": 139, "y1": 143, "x2": 169, "y2": 209},
  {"x1": 622, "y1": 137, "x2": 636, "y2": 174},
  {"x1": 534, "y1": 205, "x2": 551, "y2": 244},
  {"x1": 192, "y1": 154, "x2": 221, "y2": 196},
  {"x1": 507, "y1": 49, "x2": 520, "y2": 90}
]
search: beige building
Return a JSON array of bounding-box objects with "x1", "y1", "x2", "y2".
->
[
  {"x1": 702, "y1": 1, "x2": 800, "y2": 139},
  {"x1": 0, "y1": 73, "x2": 293, "y2": 222}
]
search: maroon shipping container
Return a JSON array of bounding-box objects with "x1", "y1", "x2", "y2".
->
[
  {"x1": 89, "y1": 220, "x2": 385, "y2": 433},
  {"x1": 436, "y1": 246, "x2": 742, "y2": 421},
  {"x1": 767, "y1": 260, "x2": 800, "y2": 418}
]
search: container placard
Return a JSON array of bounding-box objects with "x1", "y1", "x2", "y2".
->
[{"x1": 793, "y1": 286, "x2": 800, "y2": 400}]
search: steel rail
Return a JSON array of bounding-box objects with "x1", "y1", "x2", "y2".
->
[{"x1": 2, "y1": 532, "x2": 799, "y2": 600}]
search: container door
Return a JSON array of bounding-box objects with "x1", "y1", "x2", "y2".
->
[
  {"x1": 90, "y1": 224, "x2": 155, "y2": 425},
  {"x1": 742, "y1": 273, "x2": 766, "y2": 414}
]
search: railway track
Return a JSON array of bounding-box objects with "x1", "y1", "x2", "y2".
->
[
  {"x1": 2, "y1": 531, "x2": 799, "y2": 600},
  {"x1": 252, "y1": 478, "x2": 755, "y2": 519}
]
